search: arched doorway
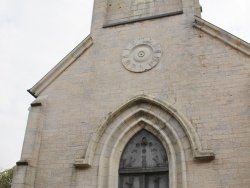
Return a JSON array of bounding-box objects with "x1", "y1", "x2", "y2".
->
[
  {"x1": 74, "y1": 95, "x2": 214, "y2": 188},
  {"x1": 119, "y1": 129, "x2": 169, "y2": 188}
]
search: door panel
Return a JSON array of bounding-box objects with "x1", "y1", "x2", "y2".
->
[
  {"x1": 119, "y1": 173, "x2": 168, "y2": 188},
  {"x1": 145, "y1": 173, "x2": 168, "y2": 188},
  {"x1": 119, "y1": 175, "x2": 142, "y2": 188}
]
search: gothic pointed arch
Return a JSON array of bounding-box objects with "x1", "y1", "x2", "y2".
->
[
  {"x1": 118, "y1": 129, "x2": 169, "y2": 188},
  {"x1": 74, "y1": 95, "x2": 215, "y2": 187}
]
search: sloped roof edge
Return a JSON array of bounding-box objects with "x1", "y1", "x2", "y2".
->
[
  {"x1": 194, "y1": 16, "x2": 250, "y2": 57},
  {"x1": 28, "y1": 35, "x2": 93, "y2": 98}
]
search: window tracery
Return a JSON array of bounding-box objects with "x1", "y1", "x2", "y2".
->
[{"x1": 119, "y1": 129, "x2": 169, "y2": 188}]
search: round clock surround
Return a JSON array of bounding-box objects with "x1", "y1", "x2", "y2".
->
[{"x1": 122, "y1": 38, "x2": 162, "y2": 73}]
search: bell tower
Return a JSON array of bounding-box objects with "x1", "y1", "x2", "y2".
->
[{"x1": 91, "y1": 0, "x2": 201, "y2": 33}]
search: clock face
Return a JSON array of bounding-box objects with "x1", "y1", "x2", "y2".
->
[{"x1": 122, "y1": 38, "x2": 162, "y2": 73}]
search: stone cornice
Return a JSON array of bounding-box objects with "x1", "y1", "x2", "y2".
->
[
  {"x1": 28, "y1": 35, "x2": 93, "y2": 98},
  {"x1": 194, "y1": 16, "x2": 250, "y2": 57}
]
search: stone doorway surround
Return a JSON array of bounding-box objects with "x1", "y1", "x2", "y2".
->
[{"x1": 74, "y1": 95, "x2": 215, "y2": 188}]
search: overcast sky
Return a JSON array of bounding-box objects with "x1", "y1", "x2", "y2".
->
[{"x1": 0, "y1": 0, "x2": 249, "y2": 171}]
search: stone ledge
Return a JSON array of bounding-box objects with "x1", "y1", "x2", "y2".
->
[
  {"x1": 74, "y1": 159, "x2": 90, "y2": 168},
  {"x1": 194, "y1": 150, "x2": 215, "y2": 162},
  {"x1": 16, "y1": 160, "x2": 29, "y2": 166},
  {"x1": 103, "y1": 11, "x2": 183, "y2": 28},
  {"x1": 30, "y1": 96, "x2": 47, "y2": 107}
]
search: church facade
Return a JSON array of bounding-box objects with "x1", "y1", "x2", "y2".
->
[{"x1": 12, "y1": 0, "x2": 250, "y2": 187}]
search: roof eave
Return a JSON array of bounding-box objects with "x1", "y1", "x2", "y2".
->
[
  {"x1": 28, "y1": 35, "x2": 93, "y2": 98},
  {"x1": 193, "y1": 16, "x2": 250, "y2": 57}
]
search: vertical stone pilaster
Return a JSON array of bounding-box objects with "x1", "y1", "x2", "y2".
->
[
  {"x1": 90, "y1": 0, "x2": 107, "y2": 34},
  {"x1": 11, "y1": 96, "x2": 47, "y2": 188}
]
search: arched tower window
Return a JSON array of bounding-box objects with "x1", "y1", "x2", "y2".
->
[{"x1": 119, "y1": 129, "x2": 169, "y2": 188}]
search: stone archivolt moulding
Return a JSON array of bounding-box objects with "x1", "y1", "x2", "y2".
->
[
  {"x1": 121, "y1": 38, "x2": 162, "y2": 73},
  {"x1": 74, "y1": 95, "x2": 215, "y2": 187}
]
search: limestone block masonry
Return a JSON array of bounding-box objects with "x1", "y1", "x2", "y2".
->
[
  {"x1": 105, "y1": 0, "x2": 183, "y2": 25},
  {"x1": 12, "y1": 0, "x2": 250, "y2": 187}
]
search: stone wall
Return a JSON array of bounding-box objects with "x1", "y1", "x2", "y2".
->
[
  {"x1": 14, "y1": 0, "x2": 250, "y2": 187},
  {"x1": 105, "y1": 0, "x2": 182, "y2": 25}
]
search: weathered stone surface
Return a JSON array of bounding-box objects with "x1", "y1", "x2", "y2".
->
[
  {"x1": 105, "y1": 0, "x2": 183, "y2": 25},
  {"x1": 122, "y1": 38, "x2": 162, "y2": 73},
  {"x1": 12, "y1": 0, "x2": 250, "y2": 187}
]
